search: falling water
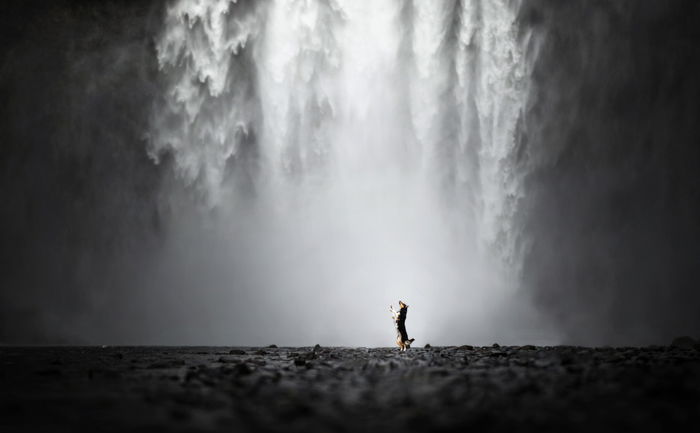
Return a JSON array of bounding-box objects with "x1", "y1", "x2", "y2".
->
[{"x1": 148, "y1": 0, "x2": 542, "y2": 345}]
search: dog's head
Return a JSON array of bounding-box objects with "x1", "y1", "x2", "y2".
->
[{"x1": 398, "y1": 300, "x2": 408, "y2": 309}]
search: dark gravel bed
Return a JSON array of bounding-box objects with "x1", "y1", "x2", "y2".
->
[{"x1": 1, "y1": 345, "x2": 699, "y2": 432}]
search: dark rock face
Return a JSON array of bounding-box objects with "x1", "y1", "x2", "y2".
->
[
  {"x1": 1, "y1": 345, "x2": 699, "y2": 432},
  {"x1": 671, "y1": 336, "x2": 697, "y2": 348},
  {"x1": 519, "y1": 1, "x2": 700, "y2": 345},
  {"x1": 0, "y1": 0, "x2": 166, "y2": 344}
]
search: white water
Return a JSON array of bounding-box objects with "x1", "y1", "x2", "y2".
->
[{"x1": 148, "y1": 0, "x2": 550, "y2": 346}]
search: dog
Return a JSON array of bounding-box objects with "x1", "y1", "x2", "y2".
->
[{"x1": 389, "y1": 301, "x2": 415, "y2": 351}]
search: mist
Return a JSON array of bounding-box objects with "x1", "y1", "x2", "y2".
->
[
  {"x1": 518, "y1": 0, "x2": 700, "y2": 345},
  {"x1": 1, "y1": 0, "x2": 698, "y2": 346}
]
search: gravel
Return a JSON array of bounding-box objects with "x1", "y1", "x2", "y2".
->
[{"x1": 1, "y1": 345, "x2": 698, "y2": 432}]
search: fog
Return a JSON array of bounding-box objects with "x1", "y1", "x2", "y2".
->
[{"x1": 1, "y1": 0, "x2": 698, "y2": 346}]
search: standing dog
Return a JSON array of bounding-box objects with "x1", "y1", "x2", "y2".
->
[{"x1": 389, "y1": 301, "x2": 415, "y2": 351}]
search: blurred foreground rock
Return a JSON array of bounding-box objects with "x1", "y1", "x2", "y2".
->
[{"x1": 1, "y1": 345, "x2": 699, "y2": 432}]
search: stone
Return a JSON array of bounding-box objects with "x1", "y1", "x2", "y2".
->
[
  {"x1": 671, "y1": 336, "x2": 696, "y2": 349},
  {"x1": 229, "y1": 349, "x2": 246, "y2": 355},
  {"x1": 233, "y1": 363, "x2": 253, "y2": 375},
  {"x1": 36, "y1": 369, "x2": 61, "y2": 376},
  {"x1": 147, "y1": 360, "x2": 185, "y2": 369}
]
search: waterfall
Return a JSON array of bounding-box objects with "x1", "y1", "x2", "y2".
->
[
  {"x1": 148, "y1": 0, "x2": 536, "y2": 344},
  {"x1": 455, "y1": 0, "x2": 532, "y2": 265}
]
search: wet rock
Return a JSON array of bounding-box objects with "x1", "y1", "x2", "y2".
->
[
  {"x1": 234, "y1": 363, "x2": 253, "y2": 376},
  {"x1": 293, "y1": 351, "x2": 317, "y2": 364},
  {"x1": 35, "y1": 369, "x2": 61, "y2": 376},
  {"x1": 229, "y1": 349, "x2": 246, "y2": 355},
  {"x1": 95, "y1": 369, "x2": 122, "y2": 380},
  {"x1": 492, "y1": 343, "x2": 500, "y2": 348},
  {"x1": 424, "y1": 344, "x2": 432, "y2": 349},
  {"x1": 147, "y1": 360, "x2": 185, "y2": 369},
  {"x1": 267, "y1": 344, "x2": 278, "y2": 348},
  {"x1": 534, "y1": 359, "x2": 552, "y2": 368},
  {"x1": 3, "y1": 345, "x2": 700, "y2": 432},
  {"x1": 313, "y1": 344, "x2": 322, "y2": 352},
  {"x1": 671, "y1": 336, "x2": 696, "y2": 349},
  {"x1": 459, "y1": 345, "x2": 474, "y2": 350},
  {"x1": 184, "y1": 370, "x2": 198, "y2": 382},
  {"x1": 255, "y1": 349, "x2": 268, "y2": 356},
  {"x1": 169, "y1": 408, "x2": 190, "y2": 421}
]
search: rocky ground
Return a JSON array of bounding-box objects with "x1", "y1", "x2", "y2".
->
[{"x1": 1, "y1": 343, "x2": 699, "y2": 432}]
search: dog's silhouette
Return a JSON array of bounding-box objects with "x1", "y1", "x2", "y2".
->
[{"x1": 389, "y1": 301, "x2": 415, "y2": 351}]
